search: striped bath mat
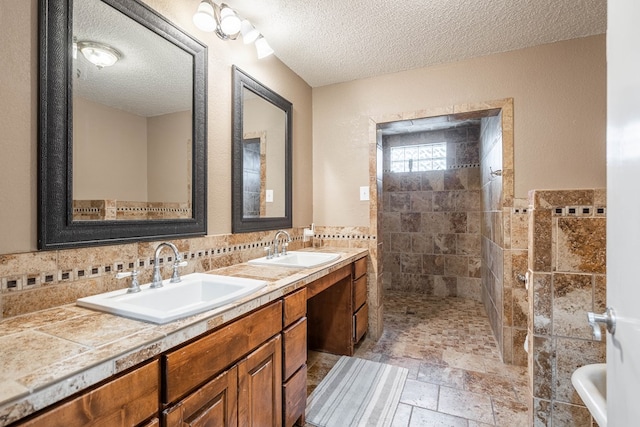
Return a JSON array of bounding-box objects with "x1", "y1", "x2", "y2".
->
[{"x1": 306, "y1": 356, "x2": 408, "y2": 427}]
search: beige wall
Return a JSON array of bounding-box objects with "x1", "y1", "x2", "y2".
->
[
  {"x1": 73, "y1": 97, "x2": 149, "y2": 201},
  {"x1": 147, "y1": 110, "x2": 192, "y2": 203},
  {"x1": 243, "y1": 97, "x2": 287, "y2": 217},
  {"x1": 0, "y1": 0, "x2": 313, "y2": 254},
  {"x1": 312, "y1": 35, "x2": 606, "y2": 227}
]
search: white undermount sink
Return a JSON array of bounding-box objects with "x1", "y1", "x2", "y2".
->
[
  {"x1": 248, "y1": 251, "x2": 340, "y2": 268},
  {"x1": 572, "y1": 363, "x2": 607, "y2": 427},
  {"x1": 77, "y1": 273, "x2": 267, "y2": 324}
]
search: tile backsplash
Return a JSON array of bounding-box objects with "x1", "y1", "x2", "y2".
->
[{"x1": 0, "y1": 226, "x2": 379, "y2": 327}]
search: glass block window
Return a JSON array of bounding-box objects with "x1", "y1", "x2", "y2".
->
[{"x1": 390, "y1": 143, "x2": 447, "y2": 172}]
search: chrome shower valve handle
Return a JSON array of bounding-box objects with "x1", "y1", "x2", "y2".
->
[{"x1": 587, "y1": 307, "x2": 616, "y2": 341}]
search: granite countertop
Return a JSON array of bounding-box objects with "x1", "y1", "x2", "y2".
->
[{"x1": 0, "y1": 247, "x2": 367, "y2": 426}]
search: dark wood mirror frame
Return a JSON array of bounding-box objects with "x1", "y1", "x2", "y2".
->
[
  {"x1": 232, "y1": 66, "x2": 292, "y2": 233},
  {"x1": 38, "y1": 0, "x2": 207, "y2": 249}
]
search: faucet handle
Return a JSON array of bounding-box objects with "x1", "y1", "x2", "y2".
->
[
  {"x1": 587, "y1": 307, "x2": 616, "y2": 341},
  {"x1": 282, "y1": 242, "x2": 289, "y2": 256},
  {"x1": 264, "y1": 246, "x2": 273, "y2": 259},
  {"x1": 170, "y1": 259, "x2": 187, "y2": 283},
  {"x1": 116, "y1": 270, "x2": 141, "y2": 293}
]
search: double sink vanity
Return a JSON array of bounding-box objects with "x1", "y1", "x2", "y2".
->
[
  {"x1": 0, "y1": 247, "x2": 369, "y2": 426},
  {"x1": 25, "y1": 0, "x2": 370, "y2": 424}
]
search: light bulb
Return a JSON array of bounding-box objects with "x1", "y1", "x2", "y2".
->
[
  {"x1": 219, "y1": 5, "x2": 241, "y2": 35},
  {"x1": 240, "y1": 20, "x2": 260, "y2": 44},
  {"x1": 193, "y1": 0, "x2": 216, "y2": 32},
  {"x1": 255, "y1": 36, "x2": 274, "y2": 59}
]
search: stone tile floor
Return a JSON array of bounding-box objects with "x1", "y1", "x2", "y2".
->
[{"x1": 306, "y1": 290, "x2": 530, "y2": 426}]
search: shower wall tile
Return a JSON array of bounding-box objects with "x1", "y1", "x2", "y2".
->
[
  {"x1": 389, "y1": 193, "x2": 411, "y2": 212},
  {"x1": 556, "y1": 217, "x2": 606, "y2": 274},
  {"x1": 421, "y1": 173, "x2": 444, "y2": 191},
  {"x1": 512, "y1": 328, "x2": 528, "y2": 367},
  {"x1": 381, "y1": 125, "x2": 482, "y2": 299},
  {"x1": 503, "y1": 287, "x2": 513, "y2": 325},
  {"x1": 457, "y1": 234, "x2": 480, "y2": 255},
  {"x1": 532, "y1": 335, "x2": 554, "y2": 400},
  {"x1": 411, "y1": 234, "x2": 433, "y2": 254},
  {"x1": 533, "y1": 189, "x2": 594, "y2": 209},
  {"x1": 533, "y1": 399, "x2": 552, "y2": 427},
  {"x1": 400, "y1": 213, "x2": 422, "y2": 232},
  {"x1": 434, "y1": 234, "x2": 456, "y2": 254},
  {"x1": 528, "y1": 188, "x2": 606, "y2": 426},
  {"x1": 594, "y1": 275, "x2": 606, "y2": 313},
  {"x1": 510, "y1": 209, "x2": 529, "y2": 250},
  {"x1": 551, "y1": 401, "x2": 592, "y2": 427},
  {"x1": 445, "y1": 212, "x2": 467, "y2": 233},
  {"x1": 554, "y1": 337, "x2": 606, "y2": 405},
  {"x1": 531, "y1": 208, "x2": 553, "y2": 272},
  {"x1": 433, "y1": 191, "x2": 457, "y2": 212},
  {"x1": 444, "y1": 256, "x2": 468, "y2": 277},
  {"x1": 512, "y1": 288, "x2": 528, "y2": 328},
  {"x1": 552, "y1": 273, "x2": 594, "y2": 340}
]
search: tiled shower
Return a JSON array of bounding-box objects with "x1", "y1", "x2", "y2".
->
[
  {"x1": 379, "y1": 110, "x2": 525, "y2": 365},
  {"x1": 381, "y1": 122, "x2": 482, "y2": 298}
]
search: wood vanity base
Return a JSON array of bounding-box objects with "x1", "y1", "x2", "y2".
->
[{"x1": 307, "y1": 258, "x2": 368, "y2": 356}]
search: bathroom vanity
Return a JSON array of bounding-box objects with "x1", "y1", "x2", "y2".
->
[{"x1": 1, "y1": 248, "x2": 368, "y2": 427}]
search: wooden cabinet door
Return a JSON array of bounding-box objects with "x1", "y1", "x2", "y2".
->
[
  {"x1": 163, "y1": 365, "x2": 238, "y2": 427},
  {"x1": 163, "y1": 301, "x2": 282, "y2": 404},
  {"x1": 17, "y1": 361, "x2": 159, "y2": 427},
  {"x1": 282, "y1": 317, "x2": 307, "y2": 380},
  {"x1": 283, "y1": 365, "x2": 307, "y2": 427},
  {"x1": 238, "y1": 335, "x2": 282, "y2": 427}
]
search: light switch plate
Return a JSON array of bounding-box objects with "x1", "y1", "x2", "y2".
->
[
  {"x1": 359, "y1": 186, "x2": 369, "y2": 201},
  {"x1": 266, "y1": 189, "x2": 274, "y2": 202}
]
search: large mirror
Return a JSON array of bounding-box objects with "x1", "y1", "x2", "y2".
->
[
  {"x1": 232, "y1": 66, "x2": 292, "y2": 233},
  {"x1": 39, "y1": 0, "x2": 207, "y2": 249}
]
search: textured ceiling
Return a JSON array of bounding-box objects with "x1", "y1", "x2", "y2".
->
[
  {"x1": 227, "y1": 0, "x2": 607, "y2": 87},
  {"x1": 74, "y1": 0, "x2": 192, "y2": 117}
]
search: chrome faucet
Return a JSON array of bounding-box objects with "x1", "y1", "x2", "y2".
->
[
  {"x1": 151, "y1": 242, "x2": 186, "y2": 288},
  {"x1": 272, "y1": 230, "x2": 292, "y2": 257}
]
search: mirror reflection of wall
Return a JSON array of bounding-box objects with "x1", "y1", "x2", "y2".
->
[
  {"x1": 242, "y1": 90, "x2": 286, "y2": 218},
  {"x1": 242, "y1": 133, "x2": 265, "y2": 218},
  {"x1": 72, "y1": 0, "x2": 193, "y2": 221}
]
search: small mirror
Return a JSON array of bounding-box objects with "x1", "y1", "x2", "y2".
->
[
  {"x1": 232, "y1": 66, "x2": 292, "y2": 232},
  {"x1": 39, "y1": 0, "x2": 207, "y2": 249}
]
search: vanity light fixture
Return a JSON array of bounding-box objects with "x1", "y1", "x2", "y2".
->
[
  {"x1": 193, "y1": 0, "x2": 273, "y2": 58},
  {"x1": 76, "y1": 41, "x2": 121, "y2": 69}
]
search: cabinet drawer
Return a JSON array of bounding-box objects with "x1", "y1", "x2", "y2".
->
[
  {"x1": 283, "y1": 288, "x2": 306, "y2": 328},
  {"x1": 163, "y1": 301, "x2": 282, "y2": 404},
  {"x1": 283, "y1": 365, "x2": 307, "y2": 427},
  {"x1": 163, "y1": 365, "x2": 238, "y2": 427},
  {"x1": 353, "y1": 275, "x2": 367, "y2": 311},
  {"x1": 18, "y1": 360, "x2": 159, "y2": 427},
  {"x1": 353, "y1": 303, "x2": 368, "y2": 343},
  {"x1": 352, "y1": 257, "x2": 367, "y2": 280},
  {"x1": 283, "y1": 317, "x2": 307, "y2": 380}
]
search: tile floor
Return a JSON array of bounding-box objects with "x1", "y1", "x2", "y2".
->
[{"x1": 306, "y1": 290, "x2": 530, "y2": 426}]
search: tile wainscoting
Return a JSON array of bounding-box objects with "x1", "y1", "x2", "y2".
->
[{"x1": 527, "y1": 189, "x2": 606, "y2": 426}]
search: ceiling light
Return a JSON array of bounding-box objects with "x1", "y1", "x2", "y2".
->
[
  {"x1": 240, "y1": 20, "x2": 260, "y2": 44},
  {"x1": 219, "y1": 4, "x2": 241, "y2": 36},
  {"x1": 255, "y1": 36, "x2": 274, "y2": 59},
  {"x1": 193, "y1": 0, "x2": 216, "y2": 32},
  {"x1": 76, "y1": 41, "x2": 121, "y2": 69}
]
